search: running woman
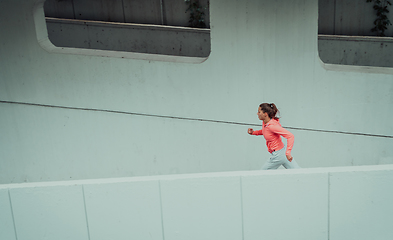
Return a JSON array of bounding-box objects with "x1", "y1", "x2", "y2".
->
[{"x1": 248, "y1": 103, "x2": 300, "y2": 170}]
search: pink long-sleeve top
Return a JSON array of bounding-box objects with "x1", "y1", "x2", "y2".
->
[{"x1": 252, "y1": 118, "x2": 294, "y2": 155}]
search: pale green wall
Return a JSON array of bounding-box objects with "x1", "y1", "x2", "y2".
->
[{"x1": 0, "y1": 0, "x2": 393, "y2": 184}]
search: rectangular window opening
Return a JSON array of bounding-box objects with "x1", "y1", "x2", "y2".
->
[
  {"x1": 318, "y1": 0, "x2": 393, "y2": 69},
  {"x1": 36, "y1": 0, "x2": 211, "y2": 62}
]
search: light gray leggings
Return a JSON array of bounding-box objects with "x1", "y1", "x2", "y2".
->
[{"x1": 261, "y1": 147, "x2": 301, "y2": 170}]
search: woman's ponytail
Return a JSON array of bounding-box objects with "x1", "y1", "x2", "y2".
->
[{"x1": 260, "y1": 103, "x2": 280, "y2": 120}]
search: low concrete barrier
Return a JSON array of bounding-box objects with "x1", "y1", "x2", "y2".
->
[{"x1": 1, "y1": 165, "x2": 392, "y2": 240}]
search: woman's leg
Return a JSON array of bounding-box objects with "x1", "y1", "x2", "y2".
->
[
  {"x1": 262, "y1": 147, "x2": 301, "y2": 170},
  {"x1": 261, "y1": 149, "x2": 285, "y2": 170},
  {"x1": 282, "y1": 158, "x2": 301, "y2": 169}
]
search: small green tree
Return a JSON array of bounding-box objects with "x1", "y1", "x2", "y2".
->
[
  {"x1": 185, "y1": 0, "x2": 207, "y2": 28},
  {"x1": 367, "y1": 0, "x2": 392, "y2": 36}
]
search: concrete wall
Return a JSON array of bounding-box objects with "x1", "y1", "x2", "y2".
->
[
  {"x1": 319, "y1": 0, "x2": 393, "y2": 36},
  {"x1": 1, "y1": 165, "x2": 392, "y2": 240},
  {"x1": 45, "y1": 18, "x2": 393, "y2": 68},
  {"x1": 318, "y1": 35, "x2": 393, "y2": 67},
  {"x1": 46, "y1": 18, "x2": 211, "y2": 57},
  {"x1": 0, "y1": 0, "x2": 393, "y2": 184}
]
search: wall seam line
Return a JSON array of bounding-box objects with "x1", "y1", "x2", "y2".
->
[
  {"x1": 159, "y1": 181, "x2": 166, "y2": 240},
  {"x1": 8, "y1": 189, "x2": 19, "y2": 240},
  {"x1": 333, "y1": 0, "x2": 336, "y2": 34},
  {"x1": 82, "y1": 185, "x2": 91, "y2": 240},
  {"x1": 1, "y1": 100, "x2": 392, "y2": 139},
  {"x1": 71, "y1": 0, "x2": 76, "y2": 19},
  {"x1": 121, "y1": 0, "x2": 126, "y2": 23},
  {"x1": 240, "y1": 177, "x2": 245, "y2": 240},
  {"x1": 160, "y1": 0, "x2": 165, "y2": 25},
  {"x1": 328, "y1": 172, "x2": 331, "y2": 240}
]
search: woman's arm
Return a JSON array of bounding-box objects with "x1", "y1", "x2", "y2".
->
[
  {"x1": 269, "y1": 125, "x2": 294, "y2": 158},
  {"x1": 248, "y1": 128, "x2": 263, "y2": 135}
]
